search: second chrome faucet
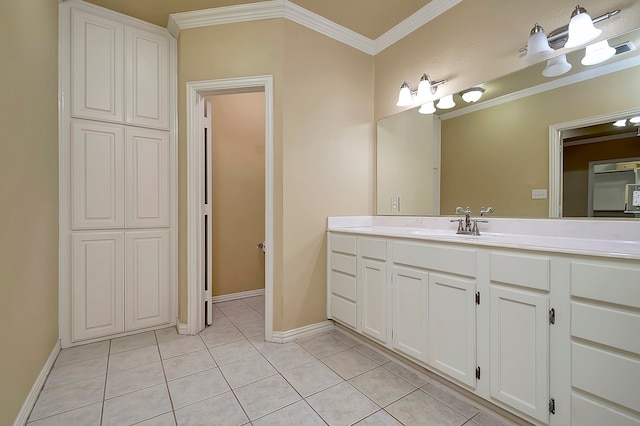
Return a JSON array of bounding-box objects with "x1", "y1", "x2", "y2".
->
[{"x1": 451, "y1": 206, "x2": 493, "y2": 236}]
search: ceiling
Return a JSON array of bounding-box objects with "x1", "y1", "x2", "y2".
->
[{"x1": 83, "y1": 0, "x2": 433, "y2": 39}]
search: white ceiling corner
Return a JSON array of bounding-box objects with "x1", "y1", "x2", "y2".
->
[{"x1": 167, "y1": 0, "x2": 462, "y2": 55}]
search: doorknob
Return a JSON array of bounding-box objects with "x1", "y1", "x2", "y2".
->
[{"x1": 257, "y1": 241, "x2": 266, "y2": 253}]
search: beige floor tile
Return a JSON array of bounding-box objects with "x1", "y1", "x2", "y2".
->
[
  {"x1": 281, "y1": 360, "x2": 343, "y2": 397},
  {"x1": 200, "y1": 325, "x2": 245, "y2": 348},
  {"x1": 355, "y1": 409, "x2": 404, "y2": 425},
  {"x1": 219, "y1": 355, "x2": 277, "y2": 389},
  {"x1": 471, "y1": 411, "x2": 509, "y2": 426},
  {"x1": 322, "y1": 348, "x2": 379, "y2": 380},
  {"x1": 54, "y1": 341, "x2": 110, "y2": 366},
  {"x1": 29, "y1": 376, "x2": 105, "y2": 422},
  {"x1": 208, "y1": 338, "x2": 260, "y2": 366},
  {"x1": 102, "y1": 383, "x2": 172, "y2": 426},
  {"x1": 298, "y1": 333, "x2": 349, "y2": 358},
  {"x1": 158, "y1": 334, "x2": 207, "y2": 359},
  {"x1": 107, "y1": 345, "x2": 160, "y2": 374},
  {"x1": 252, "y1": 400, "x2": 325, "y2": 426},
  {"x1": 236, "y1": 319, "x2": 265, "y2": 338},
  {"x1": 353, "y1": 344, "x2": 393, "y2": 365},
  {"x1": 167, "y1": 368, "x2": 230, "y2": 409},
  {"x1": 383, "y1": 361, "x2": 432, "y2": 387},
  {"x1": 27, "y1": 402, "x2": 102, "y2": 426},
  {"x1": 243, "y1": 295, "x2": 265, "y2": 309},
  {"x1": 331, "y1": 330, "x2": 361, "y2": 347},
  {"x1": 199, "y1": 316, "x2": 233, "y2": 332},
  {"x1": 44, "y1": 356, "x2": 107, "y2": 389},
  {"x1": 155, "y1": 327, "x2": 182, "y2": 344},
  {"x1": 162, "y1": 349, "x2": 216, "y2": 381},
  {"x1": 109, "y1": 331, "x2": 157, "y2": 354},
  {"x1": 105, "y1": 361, "x2": 165, "y2": 398},
  {"x1": 261, "y1": 342, "x2": 316, "y2": 372},
  {"x1": 350, "y1": 366, "x2": 417, "y2": 407},
  {"x1": 174, "y1": 391, "x2": 248, "y2": 426},
  {"x1": 421, "y1": 382, "x2": 479, "y2": 418},
  {"x1": 212, "y1": 305, "x2": 226, "y2": 319},
  {"x1": 306, "y1": 382, "x2": 379, "y2": 426},
  {"x1": 216, "y1": 299, "x2": 254, "y2": 315},
  {"x1": 385, "y1": 390, "x2": 466, "y2": 426},
  {"x1": 135, "y1": 412, "x2": 177, "y2": 425},
  {"x1": 227, "y1": 309, "x2": 264, "y2": 326},
  {"x1": 234, "y1": 374, "x2": 301, "y2": 420}
]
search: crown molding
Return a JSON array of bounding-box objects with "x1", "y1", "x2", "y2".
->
[
  {"x1": 167, "y1": 0, "x2": 460, "y2": 55},
  {"x1": 440, "y1": 54, "x2": 640, "y2": 120},
  {"x1": 374, "y1": 0, "x2": 464, "y2": 54}
]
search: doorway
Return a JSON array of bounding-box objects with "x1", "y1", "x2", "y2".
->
[{"x1": 186, "y1": 76, "x2": 274, "y2": 341}]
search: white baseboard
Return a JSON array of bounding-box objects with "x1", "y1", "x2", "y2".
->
[
  {"x1": 14, "y1": 340, "x2": 61, "y2": 426},
  {"x1": 176, "y1": 319, "x2": 189, "y2": 335},
  {"x1": 271, "y1": 320, "x2": 334, "y2": 344},
  {"x1": 212, "y1": 288, "x2": 265, "y2": 304}
]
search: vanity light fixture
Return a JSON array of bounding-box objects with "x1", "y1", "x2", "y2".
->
[
  {"x1": 524, "y1": 23, "x2": 554, "y2": 63},
  {"x1": 613, "y1": 119, "x2": 627, "y2": 127},
  {"x1": 396, "y1": 74, "x2": 447, "y2": 107},
  {"x1": 542, "y1": 54, "x2": 572, "y2": 77},
  {"x1": 436, "y1": 94, "x2": 456, "y2": 109},
  {"x1": 459, "y1": 87, "x2": 485, "y2": 103},
  {"x1": 630, "y1": 116, "x2": 640, "y2": 124},
  {"x1": 581, "y1": 39, "x2": 616, "y2": 65},
  {"x1": 564, "y1": 5, "x2": 601, "y2": 49},
  {"x1": 418, "y1": 101, "x2": 436, "y2": 115}
]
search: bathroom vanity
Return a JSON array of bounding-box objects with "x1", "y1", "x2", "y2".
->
[{"x1": 327, "y1": 216, "x2": 640, "y2": 426}]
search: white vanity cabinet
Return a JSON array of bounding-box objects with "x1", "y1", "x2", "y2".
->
[
  {"x1": 358, "y1": 238, "x2": 388, "y2": 344},
  {"x1": 391, "y1": 265, "x2": 428, "y2": 361}
]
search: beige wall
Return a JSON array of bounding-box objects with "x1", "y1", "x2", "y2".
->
[
  {"x1": 0, "y1": 1, "x2": 59, "y2": 424},
  {"x1": 178, "y1": 19, "x2": 373, "y2": 330},
  {"x1": 208, "y1": 92, "x2": 266, "y2": 296},
  {"x1": 440, "y1": 67, "x2": 640, "y2": 217}
]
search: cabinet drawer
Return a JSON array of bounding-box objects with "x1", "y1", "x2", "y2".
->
[
  {"x1": 330, "y1": 233, "x2": 356, "y2": 255},
  {"x1": 490, "y1": 252, "x2": 549, "y2": 291},
  {"x1": 331, "y1": 271, "x2": 357, "y2": 302},
  {"x1": 572, "y1": 342, "x2": 640, "y2": 412},
  {"x1": 359, "y1": 237, "x2": 386, "y2": 260},
  {"x1": 571, "y1": 262, "x2": 640, "y2": 309},
  {"x1": 392, "y1": 241, "x2": 475, "y2": 277},
  {"x1": 331, "y1": 295, "x2": 357, "y2": 328},
  {"x1": 331, "y1": 253, "x2": 356, "y2": 276},
  {"x1": 571, "y1": 393, "x2": 640, "y2": 426},
  {"x1": 571, "y1": 301, "x2": 640, "y2": 354}
]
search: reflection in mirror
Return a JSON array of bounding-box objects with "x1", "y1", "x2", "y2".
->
[{"x1": 376, "y1": 28, "x2": 640, "y2": 218}]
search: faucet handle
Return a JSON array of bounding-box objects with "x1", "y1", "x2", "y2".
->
[
  {"x1": 455, "y1": 206, "x2": 471, "y2": 215},
  {"x1": 450, "y1": 218, "x2": 464, "y2": 232},
  {"x1": 480, "y1": 206, "x2": 494, "y2": 216}
]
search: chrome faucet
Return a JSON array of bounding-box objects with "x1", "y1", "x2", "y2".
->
[{"x1": 451, "y1": 206, "x2": 493, "y2": 236}]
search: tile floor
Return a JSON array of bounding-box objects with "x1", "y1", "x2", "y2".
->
[{"x1": 28, "y1": 295, "x2": 520, "y2": 425}]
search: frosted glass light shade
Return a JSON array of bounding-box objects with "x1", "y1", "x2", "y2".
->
[
  {"x1": 630, "y1": 116, "x2": 640, "y2": 124},
  {"x1": 396, "y1": 82, "x2": 413, "y2": 107},
  {"x1": 613, "y1": 119, "x2": 627, "y2": 127},
  {"x1": 525, "y1": 25, "x2": 554, "y2": 63},
  {"x1": 581, "y1": 40, "x2": 615, "y2": 66},
  {"x1": 542, "y1": 54, "x2": 572, "y2": 77},
  {"x1": 565, "y1": 8, "x2": 601, "y2": 49},
  {"x1": 418, "y1": 101, "x2": 436, "y2": 114},
  {"x1": 416, "y1": 77, "x2": 432, "y2": 103},
  {"x1": 460, "y1": 87, "x2": 484, "y2": 103},
  {"x1": 436, "y1": 94, "x2": 455, "y2": 109}
]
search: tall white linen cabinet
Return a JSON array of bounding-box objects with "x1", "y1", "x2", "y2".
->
[{"x1": 58, "y1": 0, "x2": 177, "y2": 347}]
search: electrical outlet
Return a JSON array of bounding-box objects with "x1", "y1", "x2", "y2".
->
[
  {"x1": 391, "y1": 196, "x2": 399, "y2": 211},
  {"x1": 532, "y1": 189, "x2": 548, "y2": 199}
]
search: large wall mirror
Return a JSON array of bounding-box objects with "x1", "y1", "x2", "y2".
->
[{"x1": 377, "y1": 27, "x2": 640, "y2": 218}]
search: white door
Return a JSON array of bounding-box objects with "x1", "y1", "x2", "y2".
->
[
  {"x1": 71, "y1": 8, "x2": 123, "y2": 123},
  {"x1": 203, "y1": 98, "x2": 213, "y2": 326},
  {"x1": 72, "y1": 231, "x2": 124, "y2": 341},
  {"x1": 490, "y1": 285, "x2": 549, "y2": 423},
  {"x1": 125, "y1": 230, "x2": 171, "y2": 330},
  {"x1": 392, "y1": 266, "x2": 428, "y2": 361},
  {"x1": 428, "y1": 273, "x2": 476, "y2": 388},
  {"x1": 359, "y1": 259, "x2": 387, "y2": 344}
]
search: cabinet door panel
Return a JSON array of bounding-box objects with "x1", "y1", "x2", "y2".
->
[
  {"x1": 490, "y1": 286, "x2": 549, "y2": 423},
  {"x1": 359, "y1": 259, "x2": 387, "y2": 343},
  {"x1": 72, "y1": 232, "x2": 124, "y2": 341},
  {"x1": 71, "y1": 9, "x2": 123, "y2": 122},
  {"x1": 71, "y1": 121, "x2": 124, "y2": 229},
  {"x1": 125, "y1": 128, "x2": 170, "y2": 227},
  {"x1": 392, "y1": 266, "x2": 428, "y2": 361},
  {"x1": 125, "y1": 230, "x2": 171, "y2": 330},
  {"x1": 428, "y1": 273, "x2": 476, "y2": 388},
  {"x1": 125, "y1": 26, "x2": 170, "y2": 129}
]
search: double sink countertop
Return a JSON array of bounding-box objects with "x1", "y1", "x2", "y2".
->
[{"x1": 327, "y1": 216, "x2": 640, "y2": 260}]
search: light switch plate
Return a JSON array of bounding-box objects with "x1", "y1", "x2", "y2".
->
[{"x1": 532, "y1": 189, "x2": 548, "y2": 199}]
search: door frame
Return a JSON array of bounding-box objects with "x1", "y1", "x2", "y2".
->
[
  {"x1": 185, "y1": 75, "x2": 274, "y2": 341},
  {"x1": 548, "y1": 106, "x2": 640, "y2": 217}
]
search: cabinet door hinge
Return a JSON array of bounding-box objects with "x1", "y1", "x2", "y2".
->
[
  {"x1": 475, "y1": 366, "x2": 481, "y2": 380},
  {"x1": 475, "y1": 292, "x2": 480, "y2": 305},
  {"x1": 549, "y1": 398, "x2": 556, "y2": 415},
  {"x1": 549, "y1": 308, "x2": 556, "y2": 325}
]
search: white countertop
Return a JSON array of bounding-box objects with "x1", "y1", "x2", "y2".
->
[{"x1": 327, "y1": 216, "x2": 640, "y2": 260}]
